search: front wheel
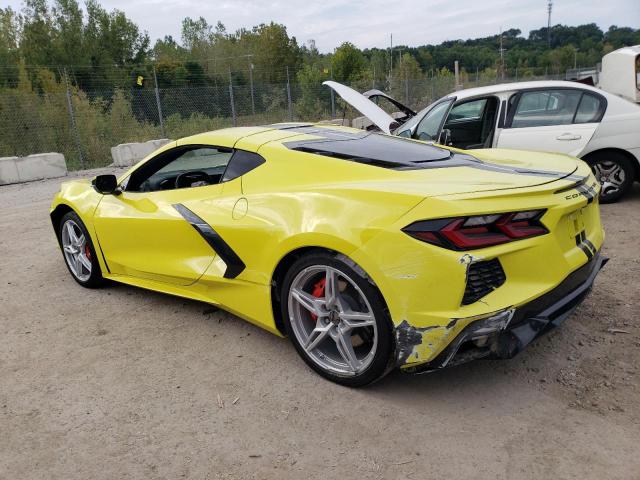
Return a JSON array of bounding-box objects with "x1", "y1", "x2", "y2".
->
[
  {"x1": 58, "y1": 211, "x2": 105, "y2": 288},
  {"x1": 281, "y1": 252, "x2": 394, "y2": 387},
  {"x1": 586, "y1": 152, "x2": 634, "y2": 203}
]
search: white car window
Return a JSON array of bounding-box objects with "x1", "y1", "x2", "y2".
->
[
  {"x1": 511, "y1": 89, "x2": 582, "y2": 128},
  {"x1": 574, "y1": 93, "x2": 604, "y2": 124},
  {"x1": 448, "y1": 99, "x2": 487, "y2": 122},
  {"x1": 415, "y1": 100, "x2": 453, "y2": 141}
]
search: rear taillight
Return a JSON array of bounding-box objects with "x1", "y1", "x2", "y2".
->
[{"x1": 403, "y1": 210, "x2": 548, "y2": 250}]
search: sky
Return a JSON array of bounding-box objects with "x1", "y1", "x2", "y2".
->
[{"x1": 5, "y1": 0, "x2": 640, "y2": 52}]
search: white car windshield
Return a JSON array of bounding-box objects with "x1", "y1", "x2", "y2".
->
[{"x1": 394, "y1": 98, "x2": 454, "y2": 138}]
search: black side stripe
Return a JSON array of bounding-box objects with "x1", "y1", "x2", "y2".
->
[
  {"x1": 575, "y1": 230, "x2": 594, "y2": 260},
  {"x1": 173, "y1": 204, "x2": 246, "y2": 279},
  {"x1": 576, "y1": 183, "x2": 597, "y2": 204},
  {"x1": 95, "y1": 235, "x2": 111, "y2": 274},
  {"x1": 584, "y1": 238, "x2": 597, "y2": 256}
]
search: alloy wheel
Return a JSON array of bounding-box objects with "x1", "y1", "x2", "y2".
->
[
  {"x1": 287, "y1": 265, "x2": 378, "y2": 376},
  {"x1": 61, "y1": 219, "x2": 92, "y2": 282},
  {"x1": 592, "y1": 160, "x2": 626, "y2": 198}
]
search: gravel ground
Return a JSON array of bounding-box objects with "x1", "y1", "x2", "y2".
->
[{"x1": 1, "y1": 170, "x2": 639, "y2": 480}]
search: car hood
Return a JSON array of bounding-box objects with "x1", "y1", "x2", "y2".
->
[{"x1": 323, "y1": 81, "x2": 397, "y2": 134}]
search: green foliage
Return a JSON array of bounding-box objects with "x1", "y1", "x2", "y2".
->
[
  {"x1": 294, "y1": 64, "x2": 330, "y2": 120},
  {"x1": 331, "y1": 42, "x2": 367, "y2": 83},
  {"x1": 1, "y1": 1, "x2": 639, "y2": 170}
]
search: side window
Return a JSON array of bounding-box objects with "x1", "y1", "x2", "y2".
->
[
  {"x1": 574, "y1": 93, "x2": 604, "y2": 123},
  {"x1": 221, "y1": 150, "x2": 266, "y2": 182},
  {"x1": 511, "y1": 89, "x2": 582, "y2": 128},
  {"x1": 447, "y1": 99, "x2": 487, "y2": 122},
  {"x1": 128, "y1": 146, "x2": 233, "y2": 192},
  {"x1": 415, "y1": 100, "x2": 453, "y2": 141}
]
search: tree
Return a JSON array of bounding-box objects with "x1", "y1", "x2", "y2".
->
[
  {"x1": 181, "y1": 17, "x2": 212, "y2": 52},
  {"x1": 605, "y1": 26, "x2": 640, "y2": 48},
  {"x1": 153, "y1": 36, "x2": 187, "y2": 63},
  {"x1": 331, "y1": 42, "x2": 366, "y2": 84},
  {"x1": 0, "y1": 7, "x2": 21, "y2": 87}
]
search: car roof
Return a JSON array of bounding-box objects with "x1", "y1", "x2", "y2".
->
[
  {"x1": 448, "y1": 80, "x2": 606, "y2": 101},
  {"x1": 447, "y1": 80, "x2": 640, "y2": 115}
]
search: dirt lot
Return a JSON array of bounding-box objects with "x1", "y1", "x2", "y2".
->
[{"x1": 1, "y1": 169, "x2": 639, "y2": 480}]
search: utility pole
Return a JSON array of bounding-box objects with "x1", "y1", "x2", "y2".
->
[
  {"x1": 248, "y1": 57, "x2": 255, "y2": 115},
  {"x1": 389, "y1": 33, "x2": 393, "y2": 86},
  {"x1": 228, "y1": 66, "x2": 236, "y2": 127},
  {"x1": 286, "y1": 66, "x2": 293, "y2": 121},
  {"x1": 547, "y1": 1, "x2": 553, "y2": 47},
  {"x1": 498, "y1": 27, "x2": 507, "y2": 80},
  {"x1": 330, "y1": 66, "x2": 335, "y2": 117},
  {"x1": 152, "y1": 65, "x2": 165, "y2": 138},
  {"x1": 63, "y1": 67, "x2": 84, "y2": 169}
]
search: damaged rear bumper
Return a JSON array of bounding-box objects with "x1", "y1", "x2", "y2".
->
[{"x1": 400, "y1": 253, "x2": 608, "y2": 374}]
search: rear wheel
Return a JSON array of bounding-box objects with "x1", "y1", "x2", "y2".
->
[
  {"x1": 281, "y1": 252, "x2": 394, "y2": 387},
  {"x1": 586, "y1": 152, "x2": 634, "y2": 203},
  {"x1": 59, "y1": 211, "x2": 105, "y2": 288}
]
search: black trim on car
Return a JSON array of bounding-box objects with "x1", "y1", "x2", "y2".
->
[
  {"x1": 173, "y1": 203, "x2": 246, "y2": 279},
  {"x1": 498, "y1": 100, "x2": 507, "y2": 128},
  {"x1": 221, "y1": 150, "x2": 266, "y2": 183}
]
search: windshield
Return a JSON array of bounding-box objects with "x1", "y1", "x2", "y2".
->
[{"x1": 394, "y1": 98, "x2": 454, "y2": 138}]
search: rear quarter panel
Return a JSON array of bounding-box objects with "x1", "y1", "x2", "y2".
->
[{"x1": 348, "y1": 161, "x2": 604, "y2": 364}]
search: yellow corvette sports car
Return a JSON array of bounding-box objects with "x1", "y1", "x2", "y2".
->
[{"x1": 51, "y1": 124, "x2": 606, "y2": 386}]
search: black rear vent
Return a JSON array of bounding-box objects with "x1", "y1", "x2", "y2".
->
[{"x1": 462, "y1": 259, "x2": 506, "y2": 305}]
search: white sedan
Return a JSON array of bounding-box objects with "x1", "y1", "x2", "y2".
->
[{"x1": 325, "y1": 80, "x2": 640, "y2": 203}]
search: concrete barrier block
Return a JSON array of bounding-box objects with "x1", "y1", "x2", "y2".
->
[
  {"x1": 111, "y1": 138, "x2": 172, "y2": 167},
  {"x1": 0, "y1": 157, "x2": 21, "y2": 185},
  {"x1": 1, "y1": 153, "x2": 66, "y2": 185},
  {"x1": 18, "y1": 153, "x2": 67, "y2": 181},
  {"x1": 352, "y1": 116, "x2": 373, "y2": 130}
]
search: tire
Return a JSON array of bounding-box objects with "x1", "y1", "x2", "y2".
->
[
  {"x1": 585, "y1": 152, "x2": 635, "y2": 204},
  {"x1": 280, "y1": 252, "x2": 394, "y2": 387},
  {"x1": 58, "y1": 211, "x2": 106, "y2": 288}
]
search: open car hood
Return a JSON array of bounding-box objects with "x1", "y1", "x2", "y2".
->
[
  {"x1": 323, "y1": 81, "x2": 397, "y2": 134},
  {"x1": 362, "y1": 89, "x2": 416, "y2": 118}
]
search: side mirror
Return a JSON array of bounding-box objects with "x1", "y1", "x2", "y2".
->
[
  {"x1": 92, "y1": 174, "x2": 120, "y2": 195},
  {"x1": 438, "y1": 128, "x2": 452, "y2": 146}
]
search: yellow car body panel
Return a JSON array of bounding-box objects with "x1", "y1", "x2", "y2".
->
[{"x1": 50, "y1": 124, "x2": 605, "y2": 369}]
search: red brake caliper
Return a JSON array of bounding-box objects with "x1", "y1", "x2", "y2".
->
[
  {"x1": 84, "y1": 244, "x2": 92, "y2": 261},
  {"x1": 310, "y1": 278, "x2": 326, "y2": 321}
]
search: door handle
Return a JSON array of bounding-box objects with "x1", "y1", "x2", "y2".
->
[{"x1": 556, "y1": 133, "x2": 582, "y2": 141}]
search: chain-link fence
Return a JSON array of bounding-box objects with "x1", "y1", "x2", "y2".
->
[{"x1": 0, "y1": 70, "x2": 565, "y2": 171}]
